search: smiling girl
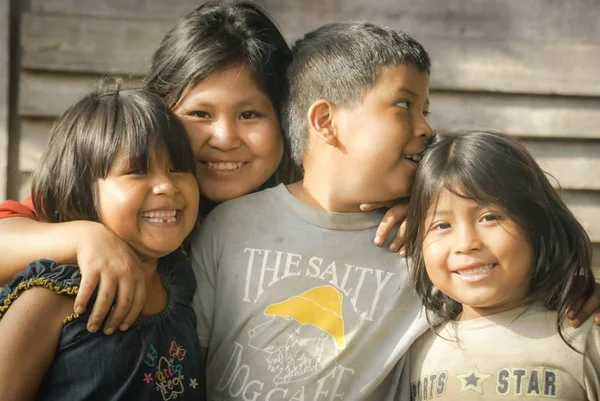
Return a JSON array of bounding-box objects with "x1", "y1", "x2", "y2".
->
[
  {"x1": 0, "y1": 84, "x2": 206, "y2": 400},
  {"x1": 405, "y1": 131, "x2": 599, "y2": 400}
]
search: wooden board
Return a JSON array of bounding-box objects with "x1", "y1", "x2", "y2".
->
[
  {"x1": 594, "y1": 244, "x2": 600, "y2": 275},
  {"x1": 19, "y1": 71, "x2": 141, "y2": 117},
  {"x1": 422, "y1": 38, "x2": 600, "y2": 96},
  {"x1": 19, "y1": 118, "x2": 52, "y2": 172},
  {"x1": 429, "y1": 92, "x2": 600, "y2": 139},
  {"x1": 28, "y1": 0, "x2": 600, "y2": 45},
  {"x1": 561, "y1": 191, "x2": 600, "y2": 244},
  {"x1": 18, "y1": 171, "x2": 31, "y2": 202},
  {"x1": 21, "y1": 14, "x2": 167, "y2": 76},
  {"x1": 21, "y1": 13, "x2": 600, "y2": 96},
  {"x1": 19, "y1": 72, "x2": 600, "y2": 139},
  {"x1": 521, "y1": 140, "x2": 600, "y2": 191},
  {"x1": 0, "y1": 0, "x2": 9, "y2": 200}
]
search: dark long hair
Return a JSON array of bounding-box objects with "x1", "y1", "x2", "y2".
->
[
  {"x1": 32, "y1": 80, "x2": 195, "y2": 223},
  {"x1": 405, "y1": 131, "x2": 594, "y2": 342},
  {"x1": 144, "y1": 1, "x2": 300, "y2": 185}
]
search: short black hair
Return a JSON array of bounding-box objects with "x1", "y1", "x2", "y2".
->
[
  {"x1": 32, "y1": 80, "x2": 195, "y2": 223},
  {"x1": 283, "y1": 21, "x2": 431, "y2": 165}
]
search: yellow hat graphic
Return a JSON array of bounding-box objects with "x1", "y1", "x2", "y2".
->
[{"x1": 264, "y1": 285, "x2": 345, "y2": 349}]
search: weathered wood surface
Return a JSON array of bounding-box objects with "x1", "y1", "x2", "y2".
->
[
  {"x1": 28, "y1": 0, "x2": 600, "y2": 45},
  {"x1": 21, "y1": 14, "x2": 163, "y2": 76},
  {"x1": 19, "y1": 118, "x2": 53, "y2": 172},
  {"x1": 21, "y1": 13, "x2": 600, "y2": 96},
  {"x1": 19, "y1": 72, "x2": 600, "y2": 139},
  {"x1": 560, "y1": 192, "x2": 600, "y2": 244},
  {"x1": 18, "y1": 71, "x2": 141, "y2": 117},
  {"x1": 521, "y1": 140, "x2": 600, "y2": 191},
  {"x1": 0, "y1": 0, "x2": 9, "y2": 200},
  {"x1": 17, "y1": 171, "x2": 31, "y2": 202},
  {"x1": 429, "y1": 92, "x2": 600, "y2": 139}
]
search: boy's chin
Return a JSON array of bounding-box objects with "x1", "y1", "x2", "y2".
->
[{"x1": 362, "y1": 192, "x2": 411, "y2": 205}]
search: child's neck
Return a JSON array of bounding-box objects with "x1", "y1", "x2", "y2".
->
[
  {"x1": 138, "y1": 257, "x2": 168, "y2": 316},
  {"x1": 287, "y1": 179, "x2": 361, "y2": 213},
  {"x1": 458, "y1": 300, "x2": 530, "y2": 321}
]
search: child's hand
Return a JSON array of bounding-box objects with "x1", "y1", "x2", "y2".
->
[
  {"x1": 568, "y1": 282, "x2": 600, "y2": 327},
  {"x1": 74, "y1": 222, "x2": 146, "y2": 335},
  {"x1": 360, "y1": 200, "x2": 408, "y2": 253}
]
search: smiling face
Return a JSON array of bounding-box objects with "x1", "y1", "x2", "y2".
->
[
  {"x1": 422, "y1": 188, "x2": 533, "y2": 320},
  {"x1": 172, "y1": 64, "x2": 284, "y2": 203},
  {"x1": 331, "y1": 64, "x2": 432, "y2": 204},
  {"x1": 97, "y1": 145, "x2": 199, "y2": 262}
]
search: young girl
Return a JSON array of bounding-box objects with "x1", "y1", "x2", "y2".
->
[
  {"x1": 405, "y1": 131, "x2": 600, "y2": 400},
  {"x1": 0, "y1": 0, "x2": 414, "y2": 336},
  {"x1": 0, "y1": 83, "x2": 206, "y2": 400}
]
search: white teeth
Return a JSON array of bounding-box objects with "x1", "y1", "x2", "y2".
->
[
  {"x1": 206, "y1": 162, "x2": 245, "y2": 170},
  {"x1": 141, "y1": 210, "x2": 178, "y2": 224},
  {"x1": 141, "y1": 210, "x2": 177, "y2": 218},
  {"x1": 144, "y1": 217, "x2": 177, "y2": 224},
  {"x1": 458, "y1": 264, "x2": 495, "y2": 275}
]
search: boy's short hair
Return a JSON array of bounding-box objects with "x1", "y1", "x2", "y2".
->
[{"x1": 282, "y1": 21, "x2": 431, "y2": 165}]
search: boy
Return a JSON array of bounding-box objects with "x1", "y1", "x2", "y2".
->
[{"x1": 191, "y1": 21, "x2": 433, "y2": 400}]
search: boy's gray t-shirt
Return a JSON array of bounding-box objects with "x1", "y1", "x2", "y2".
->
[{"x1": 191, "y1": 184, "x2": 428, "y2": 400}]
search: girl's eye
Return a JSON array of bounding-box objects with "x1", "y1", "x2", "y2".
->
[
  {"x1": 481, "y1": 213, "x2": 501, "y2": 223},
  {"x1": 423, "y1": 110, "x2": 431, "y2": 118},
  {"x1": 190, "y1": 111, "x2": 210, "y2": 119},
  {"x1": 240, "y1": 111, "x2": 259, "y2": 120},
  {"x1": 431, "y1": 222, "x2": 451, "y2": 231},
  {"x1": 169, "y1": 166, "x2": 186, "y2": 173},
  {"x1": 396, "y1": 101, "x2": 410, "y2": 110}
]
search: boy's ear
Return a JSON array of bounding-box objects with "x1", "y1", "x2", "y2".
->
[{"x1": 307, "y1": 99, "x2": 337, "y2": 147}]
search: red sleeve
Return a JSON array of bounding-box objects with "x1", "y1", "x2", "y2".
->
[{"x1": 0, "y1": 196, "x2": 37, "y2": 220}]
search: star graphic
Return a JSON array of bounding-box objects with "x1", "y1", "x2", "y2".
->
[
  {"x1": 456, "y1": 367, "x2": 491, "y2": 394},
  {"x1": 143, "y1": 373, "x2": 154, "y2": 384},
  {"x1": 190, "y1": 378, "x2": 198, "y2": 389}
]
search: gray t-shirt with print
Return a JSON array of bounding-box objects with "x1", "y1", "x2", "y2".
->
[{"x1": 191, "y1": 184, "x2": 428, "y2": 401}]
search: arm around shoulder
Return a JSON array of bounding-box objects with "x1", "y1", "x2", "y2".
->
[
  {"x1": 0, "y1": 287, "x2": 73, "y2": 400},
  {"x1": 0, "y1": 217, "x2": 85, "y2": 283}
]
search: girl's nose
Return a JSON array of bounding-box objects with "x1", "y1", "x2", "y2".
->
[
  {"x1": 207, "y1": 118, "x2": 242, "y2": 151},
  {"x1": 152, "y1": 175, "x2": 178, "y2": 196},
  {"x1": 454, "y1": 224, "x2": 482, "y2": 254}
]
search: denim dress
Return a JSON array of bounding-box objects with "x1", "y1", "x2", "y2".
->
[{"x1": 0, "y1": 251, "x2": 206, "y2": 401}]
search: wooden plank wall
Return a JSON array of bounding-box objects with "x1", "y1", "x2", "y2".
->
[
  {"x1": 14, "y1": 0, "x2": 600, "y2": 273},
  {"x1": 0, "y1": 0, "x2": 9, "y2": 200}
]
